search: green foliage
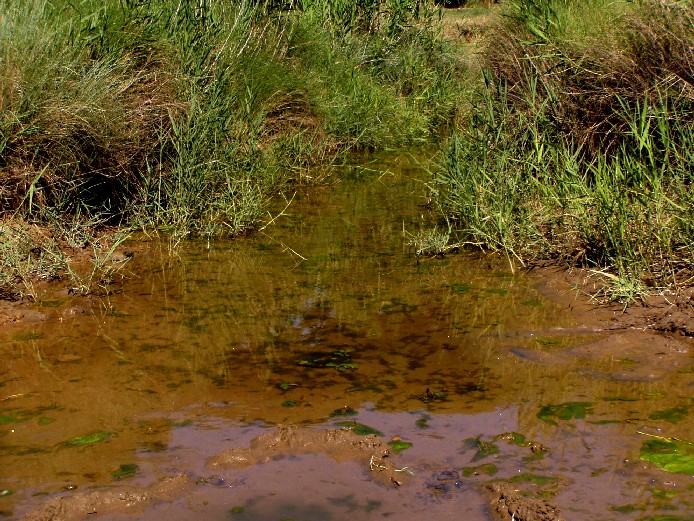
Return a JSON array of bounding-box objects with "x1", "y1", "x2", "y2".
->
[
  {"x1": 649, "y1": 406, "x2": 689, "y2": 424},
  {"x1": 434, "y1": 0, "x2": 694, "y2": 297},
  {"x1": 388, "y1": 439, "x2": 413, "y2": 453},
  {"x1": 640, "y1": 439, "x2": 694, "y2": 475},
  {"x1": 462, "y1": 463, "x2": 498, "y2": 477},
  {"x1": 64, "y1": 431, "x2": 113, "y2": 446},
  {"x1": 463, "y1": 437, "x2": 500, "y2": 461},
  {"x1": 0, "y1": 0, "x2": 462, "y2": 239},
  {"x1": 336, "y1": 422, "x2": 384, "y2": 436}
]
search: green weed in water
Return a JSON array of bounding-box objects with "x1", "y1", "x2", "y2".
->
[
  {"x1": 388, "y1": 440, "x2": 413, "y2": 454},
  {"x1": 603, "y1": 396, "x2": 639, "y2": 402},
  {"x1": 611, "y1": 504, "x2": 638, "y2": 513},
  {"x1": 509, "y1": 473, "x2": 556, "y2": 487},
  {"x1": 462, "y1": 463, "x2": 498, "y2": 477},
  {"x1": 281, "y1": 400, "x2": 297, "y2": 408},
  {"x1": 415, "y1": 417, "x2": 430, "y2": 429},
  {"x1": 650, "y1": 488, "x2": 678, "y2": 500},
  {"x1": 537, "y1": 402, "x2": 593, "y2": 425},
  {"x1": 330, "y1": 406, "x2": 357, "y2": 417},
  {"x1": 640, "y1": 439, "x2": 694, "y2": 475},
  {"x1": 493, "y1": 432, "x2": 527, "y2": 446},
  {"x1": 65, "y1": 431, "x2": 113, "y2": 446},
  {"x1": 521, "y1": 300, "x2": 543, "y2": 307},
  {"x1": 649, "y1": 406, "x2": 688, "y2": 424},
  {"x1": 230, "y1": 506, "x2": 245, "y2": 514},
  {"x1": 451, "y1": 283, "x2": 474, "y2": 294},
  {"x1": 111, "y1": 463, "x2": 139, "y2": 479},
  {"x1": 0, "y1": 489, "x2": 14, "y2": 497},
  {"x1": 336, "y1": 422, "x2": 383, "y2": 437},
  {"x1": 278, "y1": 382, "x2": 298, "y2": 391},
  {"x1": 11, "y1": 332, "x2": 42, "y2": 342},
  {"x1": 640, "y1": 515, "x2": 691, "y2": 521},
  {"x1": 463, "y1": 437, "x2": 500, "y2": 461},
  {"x1": 416, "y1": 388, "x2": 447, "y2": 403},
  {"x1": 298, "y1": 350, "x2": 357, "y2": 372}
]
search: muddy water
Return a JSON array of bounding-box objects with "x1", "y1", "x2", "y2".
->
[{"x1": 1, "y1": 155, "x2": 693, "y2": 520}]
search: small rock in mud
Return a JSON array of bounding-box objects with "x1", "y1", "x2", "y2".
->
[{"x1": 485, "y1": 482, "x2": 564, "y2": 521}]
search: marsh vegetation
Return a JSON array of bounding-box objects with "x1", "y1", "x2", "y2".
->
[
  {"x1": 0, "y1": 0, "x2": 463, "y2": 297},
  {"x1": 434, "y1": 0, "x2": 694, "y2": 299},
  {"x1": 2, "y1": 0, "x2": 694, "y2": 300}
]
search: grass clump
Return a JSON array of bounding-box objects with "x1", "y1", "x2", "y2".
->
[
  {"x1": 433, "y1": 0, "x2": 694, "y2": 298},
  {"x1": 0, "y1": 0, "x2": 465, "y2": 298}
]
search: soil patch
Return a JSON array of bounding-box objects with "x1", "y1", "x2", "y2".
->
[
  {"x1": 531, "y1": 264, "x2": 694, "y2": 337},
  {"x1": 21, "y1": 474, "x2": 194, "y2": 521},
  {"x1": 485, "y1": 482, "x2": 565, "y2": 521},
  {"x1": 207, "y1": 425, "x2": 411, "y2": 487}
]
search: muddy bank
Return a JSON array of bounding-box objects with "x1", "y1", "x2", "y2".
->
[
  {"x1": 22, "y1": 426, "x2": 412, "y2": 520},
  {"x1": 207, "y1": 425, "x2": 411, "y2": 487},
  {"x1": 21, "y1": 425, "x2": 568, "y2": 521},
  {"x1": 21, "y1": 474, "x2": 193, "y2": 521},
  {"x1": 531, "y1": 263, "x2": 694, "y2": 337},
  {"x1": 486, "y1": 482, "x2": 564, "y2": 521}
]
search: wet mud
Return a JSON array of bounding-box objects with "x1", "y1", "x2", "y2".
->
[
  {"x1": 486, "y1": 482, "x2": 564, "y2": 521},
  {"x1": 21, "y1": 475, "x2": 193, "y2": 521},
  {"x1": 2, "y1": 155, "x2": 693, "y2": 521}
]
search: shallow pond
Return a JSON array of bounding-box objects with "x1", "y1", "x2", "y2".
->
[{"x1": 1, "y1": 155, "x2": 693, "y2": 520}]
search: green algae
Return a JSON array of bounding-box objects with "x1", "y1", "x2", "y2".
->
[{"x1": 640, "y1": 438, "x2": 694, "y2": 475}]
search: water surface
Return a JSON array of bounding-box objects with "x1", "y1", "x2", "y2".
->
[{"x1": 1, "y1": 155, "x2": 692, "y2": 520}]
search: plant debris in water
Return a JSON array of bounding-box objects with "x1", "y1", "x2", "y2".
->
[
  {"x1": 536, "y1": 402, "x2": 593, "y2": 425},
  {"x1": 388, "y1": 439, "x2": 413, "y2": 454},
  {"x1": 416, "y1": 387, "x2": 448, "y2": 403},
  {"x1": 298, "y1": 350, "x2": 358, "y2": 372},
  {"x1": 335, "y1": 422, "x2": 383, "y2": 437},
  {"x1": 462, "y1": 463, "x2": 498, "y2": 477},
  {"x1": 640, "y1": 438, "x2": 694, "y2": 475},
  {"x1": 64, "y1": 431, "x2": 113, "y2": 447},
  {"x1": 111, "y1": 463, "x2": 139, "y2": 479},
  {"x1": 463, "y1": 437, "x2": 500, "y2": 462},
  {"x1": 648, "y1": 406, "x2": 688, "y2": 424},
  {"x1": 330, "y1": 406, "x2": 358, "y2": 417}
]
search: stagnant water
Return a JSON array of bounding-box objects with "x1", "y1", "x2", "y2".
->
[{"x1": 1, "y1": 155, "x2": 692, "y2": 520}]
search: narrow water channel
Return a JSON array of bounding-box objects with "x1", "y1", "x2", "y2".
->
[{"x1": 1, "y1": 155, "x2": 692, "y2": 520}]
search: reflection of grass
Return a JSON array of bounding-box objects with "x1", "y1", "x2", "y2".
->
[
  {"x1": 648, "y1": 406, "x2": 688, "y2": 424},
  {"x1": 298, "y1": 350, "x2": 358, "y2": 372},
  {"x1": 11, "y1": 332, "x2": 43, "y2": 342},
  {"x1": 537, "y1": 402, "x2": 593, "y2": 426}
]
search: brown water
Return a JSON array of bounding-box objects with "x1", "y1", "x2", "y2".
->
[{"x1": 1, "y1": 155, "x2": 693, "y2": 520}]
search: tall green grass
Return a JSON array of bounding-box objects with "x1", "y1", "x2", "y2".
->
[
  {"x1": 435, "y1": 0, "x2": 694, "y2": 298},
  {"x1": 0, "y1": 0, "x2": 461, "y2": 234},
  {"x1": 0, "y1": 0, "x2": 465, "y2": 298}
]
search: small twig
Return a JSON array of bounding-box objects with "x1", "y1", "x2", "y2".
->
[
  {"x1": 637, "y1": 430, "x2": 694, "y2": 446},
  {"x1": 258, "y1": 192, "x2": 296, "y2": 232}
]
